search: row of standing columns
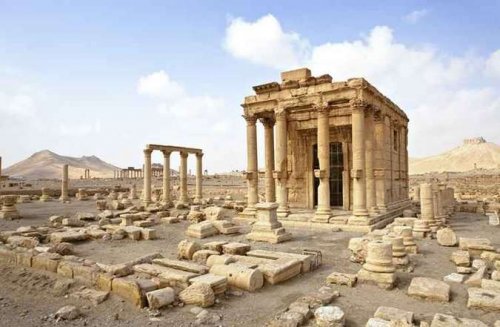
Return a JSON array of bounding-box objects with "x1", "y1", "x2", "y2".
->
[
  {"x1": 143, "y1": 149, "x2": 203, "y2": 206},
  {"x1": 114, "y1": 170, "x2": 144, "y2": 179},
  {"x1": 243, "y1": 100, "x2": 409, "y2": 223}
]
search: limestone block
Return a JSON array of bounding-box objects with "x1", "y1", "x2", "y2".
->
[
  {"x1": 189, "y1": 273, "x2": 227, "y2": 295},
  {"x1": 0, "y1": 247, "x2": 15, "y2": 264},
  {"x1": 492, "y1": 271, "x2": 500, "y2": 281},
  {"x1": 246, "y1": 249, "x2": 313, "y2": 273},
  {"x1": 430, "y1": 313, "x2": 488, "y2": 327},
  {"x1": 314, "y1": 306, "x2": 345, "y2": 327},
  {"x1": 32, "y1": 252, "x2": 61, "y2": 272},
  {"x1": 348, "y1": 237, "x2": 370, "y2": 263},
  {"x1": 15, "y1": 251, "x2": 33, "y2": 267},
  {"x1": 123, "y1": 226, "x2": 142, "y2": 240},
  {"x1": 111, "y1": 278, "x2": 144, "y2": 308},
  {"x1": 73, "y1": 264, "x2": 100, "y2": 286},
  {"x1": 75, "y1": 212, "x2": 96, "y2": 221},
  {"x1": 480, "y1": 251, "x2": 500, "y2": 263},
  {"x1": 202, "y1": 241, "x2": 227, "y2": 253},
  {"x1": 407, "y1": 277, "x2": 450, "y2": 302},
  {"x1": 50, "y1": 231, "x2": 89, "y2": 243},
  {"x1": 467, "y1": 287, "x2": 500, "y2": 311},
  {"x1": 152, "y1": 258, "x2": 208, "y2": 274},
  {"x1": 146, "y1": 287, "x2": 175, "y2": 309},
  {"x1": 178, "y1": 240, "x2": 201, "y2": 260},
  {"x1": 206, "y1": 254, "x2": 236, "y2": 267},
  {"x1": 436, "y1": 228, "x2": 458, "y2": 247},
  {"x1": 459, "y1": 238, "x2": 494, "y2": 252},
  {"x1": 357, "y1": 268, "x2": 396, "y2": 290},
  {"x1": 134, "y1": 220, "x2": 154, "y2": 227},
  {"x1": 55, "y1": 305, "x2": 80, "y2": 320},
  {"x1": 451, "y1": 251, "x2": 471, "y2": 267},
  {"x1": 62, "y1": 218, "x2": 85, "y2": 227},
  {"x1": 464, "y1": 267, "x2": 486, "y2": 287},
  {"x1": 71, "y1": 288, "x2": 109, "y2": 305},
  {"x1": 210, "y1": 263, "x2": 264, "y2": 291},
  {"x1": 203, "y1": 206, "x2": 231, "y2": 221},
  {"x1": 268, "y1": 311, "x2": 305, "y2": 327},
  {"x1": 57, "y1": 260, "x2": 77, "y2": 278},
  {"x1": 185, "y1": 221, "x2": 219, "y2": 239},
  {"x1": 140, "y1": 228, "x2": 156, "y2": 240},
  {"x1": 472, "y1": 259, "x2": 487, "y2": 269},
  {"x1": 457, "y1": 267, "x2": 473, "y2": 274},
  {"x1": 366, "y1": 318, "x2": 391, "y2": 327},
  {"x1": 162, "y1": 217, "x2": 180, "y2": 224},
  {"x1": 187, "y1": 210, "x2": 205, "y2": 223},
  {"x1": 326, "y1": 272, "x2": 357, "y2": 287},
  {"x1": 258, "y1": 258, "x2": 302, "y2": 285},
  {"x1": 487, "y1": 211, "x2": 499, "y2": 226},
  {"x1": 222, "y1": 242, "x2": 251, "y2": 255},
  {"x1": 96, "y1": 272, "x2": 114, "y2": 292},
  {"x1": 481, "y1": 278, "x2": 500, "y2": 291},
  {"x1": 192, "y1": 250, "x2": 219, "y2": 265},
  {"x1": 443, "y1": 273, "x2": 465, "y2": 283},
  {"x1": 7, "y1": 235, "x2": 39, "y2": 249},
  {"x1": 373, "y1": 306, "x2": 413, "y2": 324},
  {"x1": 211, "y1": 220, "x2": 240, "y2": 235},
  {"x1": 179, "y1": 283, "x2": 215, "y2": 308}
]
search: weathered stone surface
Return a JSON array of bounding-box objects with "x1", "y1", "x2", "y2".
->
[
  {"x1": 366, "y1": 317, "x2": 391, "y2": 327},
  {"x1": 451, "y1": 251, "x2": 471, "y2": 267},
  {"x1": 6, "y1": 235, "x2": 39, "y2": 249},
  {"x1": 179, "y1": 283, "x2": 215, "y2": 308},
  {"x1": 457, "y1": 266, "x2": 474, "y2": 274},
  {"x1": 111, "y1": 278, "x2": 144, "y2": 308},
  {"x1": 210, "y1": 263, "x2": 263, "y2": 291},
  {"x1": 314, "y1": 306, "x2": 345, "y2": 327},
  {"x1": 192, "y1": 249, "x2": 219, "y2": 265},
  {"x1": 407, "y1": 277, "x2": 450, "y2": 302},
  {"x1": 443, "y1": 273, "x2": 465, "y2": 283},
  {"x1": 146, "y1": 287, "x2": 175, "y2": 309},
  {"x1": 481, "y1": 278, "x2": 500, "y2": 291},
  {"x1": 464, "y1": 267, "x2": 486, "y2": 287},
  {"x1": 185, "y1": 221, "x2": 219, "y2": 239},
  {"x1": 72, "y1": 288, "x2": 109, "y2": 305},
  {"x1": 246, "y1": 249, "x2": 313, "y2": 273},
  {"x1": 55, "y1": 305, "x2": 80, "y2": 320},
  {"x1": 222, "y1": 242, "x2": 251, "y2": 255},
  {"x1": 373, "y1": 306, "x2": 413, "y2": 324},
  {"x1": 430, "y1": 313, "x2": 488, "y2": 327},
  {"x1": 436, "y1": 228, "x2": 458, "y2": 246},
  {"x1": 152, "y1": 258, "x2": 208, "y2": 274},
  {"x1": 50, "y1": 231, "x2": 89, "y2": 243},
  {"x1": 467, "y1": 287, "x2": 500, "y2": 311},
  {"x1": 459, "y1": 238, "x2": 494, "y2": 252},
  {"x1": 326, "y1": 272, "x2": 357, "y2": 287},
  {"x1": 258, "y1": 258, "x2": 302, "y2": 285},
  {"x1": 178, "y1": 240, "x2": 201, "y2": 260},
  {"x1": 189, "y1": 273, "x2": 227, "y2": 295},
  {"x1": 32, "y1": 252, "x2": 61, "y2": 272}
]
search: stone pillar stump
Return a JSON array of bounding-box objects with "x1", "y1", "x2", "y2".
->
[{"x1": 246, "y1": 202, "x2": 292, "y2": 244}]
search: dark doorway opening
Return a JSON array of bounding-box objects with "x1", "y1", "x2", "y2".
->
[{"x1": 313, "y1": 142, "x2": 344, "y2": 207}]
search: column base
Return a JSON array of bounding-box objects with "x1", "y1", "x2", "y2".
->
[
  {"x1": 239, "y1": 206, "x2": 257, "y2": 219},
  {"x1": 246, "y1": 227, "x2": 292, "y2": 244},
  {"x1": 348, "y1": 215, "x2": 372, "y2": 226},
  {"x1": 143, "y1": 200, "x2": 152, "y2": 206},
  {"x1": 59, "y1": 197, "x2": 70, "y2": 203},
  {"x1": 277, "y1": 207, "x2": 290, "y2": 218},
  {"x1": 353, "y1": 208, "x2": 369, "y2": 217},
  {"x1": 312, "y1": 209, "x2": 331, "y2": 223}
]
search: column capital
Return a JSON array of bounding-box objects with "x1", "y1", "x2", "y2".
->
[
  {"x1": 259, "y1": 117, "x2": 275, "y2": 128},
  {"x1": 180, "y1": 151, "x2": 189, "y2": 159},
  {"x1": 243, "y1": 115, "x2": 257, "y2": 126},
  {"x1": 196, "y1": 152, "x2": 204, "y2": 158},
  {"x1": 143, "y1": 148, "x2": 153, "y2": 156},
  {"x1": 161, "y1": 150, "x2": 172, "y2": 157},
  {"x1": 350, "y1": 98, "x2": 369, "y2": 110},
  {"x1": 275, "y1": 109, "x2": 287, "y2": 121},
  {"x1": 315, "y1": 103, "x2": 330, "y2": 114}
]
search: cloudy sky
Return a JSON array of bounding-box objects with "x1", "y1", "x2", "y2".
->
[{"x1": 1, "y1": 1, "x2": 499, "y2": 173}]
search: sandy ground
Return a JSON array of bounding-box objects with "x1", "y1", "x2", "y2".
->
[{"x1": 0, "y1": 200, "x2": 499, "y2": 327}]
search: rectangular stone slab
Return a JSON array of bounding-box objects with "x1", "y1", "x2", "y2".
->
[
  {"x1": 246, "y1": 249, "x2": 313, "y2": 273},
  {"x1": 134, "y1": 264, "x2": 198, "y2": 282},
  {"x1": 152, "y1": 258, "x2": 208, "y2": 274}
]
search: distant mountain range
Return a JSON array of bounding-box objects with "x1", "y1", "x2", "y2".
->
[
  {"x1": 409, "y1": 137, "x2": 500, "y2": 175},
  {"x1": 3, "y1": 150, "x2": 121, "y2": 179}
]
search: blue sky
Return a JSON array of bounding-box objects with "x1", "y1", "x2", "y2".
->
[{"x1": 1, "y1": 1, "x2": 499, "y2": 172}]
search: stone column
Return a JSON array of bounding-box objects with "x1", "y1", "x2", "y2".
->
[
  {"x1": 261, "y1": 118, "x2": 276, "y2": 203},
  {"x1": 351, "y1": 100, "x2": 369, "y2": 220},
  {"x1": 162, "y1": 150, "x2": 172, "y2": 206},
  {"x1": 60, "y1": 164, "x2": 69, "y2": 202},
  {"x1": 241, "y1": 116, "x2": 258, "y2": 217},
  {"x1": 143, "y1": 149, "x2": 152, "y2": 205},
  {"x1": 313, "y1": 105, "x2": 331, "y2": 222},
  {"x1": 374, "y1": 111, "x2": 388, "y2": 212},
  {"x1": 384, "y1": 116, "x2": 393, "y2": 206},
  {"x1": 420, "y1": 183, "x2": 435, "y2": 227},
  {"x1": 365, "y1": 110, "x2": 377, "y2": 214},
  {"x1": 413, "y1": 185, "x2": 420, "y2": 202},
  {"x1": 274, "y1": 110, "x2": 290, "y2": 217},
  {"x1": 179, "y1": 151, "x2": 189, "y2": 205},
  {"x1": 195, "y1": 152, "x2": 203, "y2": 203}
]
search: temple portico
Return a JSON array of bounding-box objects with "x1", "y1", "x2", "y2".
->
[
  {"x1": 238, "y1": 68, "x2": 410, "y2": 231},
  {"x1": 142, "y1": 144, "x2": 203, "y2": 207}
]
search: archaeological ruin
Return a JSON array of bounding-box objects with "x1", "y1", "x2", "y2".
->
[{"x1": 240, "y1": 68, "x2": 410, "y2": 231}]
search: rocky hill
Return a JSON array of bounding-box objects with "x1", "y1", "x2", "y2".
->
[
  {"x1": 3, "y1": 150, "x2": 121, "y2": 179},
  {"x1": 409, "y1": 137, "x2": 500, "y2": 175}
]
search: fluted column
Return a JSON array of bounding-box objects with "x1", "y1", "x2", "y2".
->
[
  {"x1": 162, "y1": 150, "x2": 172, "y2": 206},
  {"x1": 274, "y1": 110, "x2": 290, "y2": 217},
  {"x1": 351, "y1": 99, "x2": 369, "y2": 219},
  {"x1": 60, "y1": 164, "x2": 69, "y2": 202},
  {"x1": 195, "y1": 152, "x2": 203, "y2": 203},
  {"x1": 242, "y1": 116, "x2": 258, "y2": 217},
  {"x1": 365, "y1": 109, "x2": 377, "y2": 214},
  {"x1": 261, "y1": 118, "x2": 276, "y2": 203},
  {"x1": 179, "y1": 151, "x2": 189, "y2": 204},
  {"x1": 313, "y1": 105, "x2": 331, "y2": 222},
  {"x1": 374, "y1": 111, "x2": 388, "y2": 212},
  {"x1": 143, "y1": 149, "x2": 152, "y2": 205}
]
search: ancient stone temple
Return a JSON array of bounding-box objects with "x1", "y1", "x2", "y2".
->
[{"x1": 240, "y1": 68, "x2": 410, "y2": 231}]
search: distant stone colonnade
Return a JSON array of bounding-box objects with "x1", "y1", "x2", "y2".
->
[
  {"x1": 114, "y1": 168, "x2": 143, "y2": 179},
  {"x1": 143, "y1": 144, "x2": 203, "y2": 206}
]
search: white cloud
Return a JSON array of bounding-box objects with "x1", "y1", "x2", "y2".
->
[
  {"x1": 224, "y1": 14, "x2": 310, "y2": 69},
  {"x1": 403, "y1": 9, "x2": 429, "y2": 24},
  {"x1": 223, "y1": 15, "x2": 500, "y2": 157},
  {"x1": 59, "y1": 120, "x2": 102, "y2": 136},
  {"x1": 137, "y1": 70, "x2": 185, "y2": 99}
]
